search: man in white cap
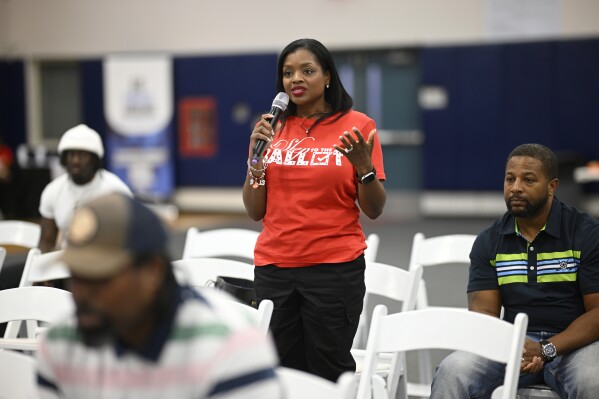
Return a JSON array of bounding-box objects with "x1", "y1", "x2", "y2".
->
[
  {"x1": 36, "y1": 193, "x2": 282, "y2": 398},
  {"x1": 39, "y1": 124, "x2": 131, "y2": 253}
]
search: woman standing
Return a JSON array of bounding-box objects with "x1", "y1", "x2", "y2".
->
[{"x1": 243, "y1": 38, "x2": 386, "y2": 381}]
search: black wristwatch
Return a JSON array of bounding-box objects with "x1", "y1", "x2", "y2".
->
[
  {"x1": 539, "y1": 340, "x2": 557, "y2": 363},
  {"x1": 357, "y1": 168, "x2": 377, "y2": 185}
]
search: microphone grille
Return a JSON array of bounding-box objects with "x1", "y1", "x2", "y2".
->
[{"x1": 272, "y1": 92, "x2": 289, "y2": 111}]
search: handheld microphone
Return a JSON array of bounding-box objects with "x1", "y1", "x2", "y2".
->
[{"x1": 251, "y1": 92, "x2": 289, "y2": 165}]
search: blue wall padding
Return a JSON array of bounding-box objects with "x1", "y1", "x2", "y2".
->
[
  {"x1": 0, "y1": 61, "x2": 26, "y2": 150},
  {"x1": 173, "y1": 54, "x2": 277, "y2": 186},
  {"x1": 3, "y1": 38, "x2": 598, "y2": 190},
  {"x1": 80, "y1": 60, "x2": 107, "y2": 141},
  {"x1": 421, "y1": 38, "x2": 599, "y2": 190}
]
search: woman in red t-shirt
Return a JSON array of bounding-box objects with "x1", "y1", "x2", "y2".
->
[{"x1": 243, "y1": 38, "x2": 387, "y2": 382}]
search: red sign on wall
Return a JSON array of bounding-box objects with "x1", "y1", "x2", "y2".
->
[{"x1": 178, "y1": 97, "x2": 217, "y2": 157}]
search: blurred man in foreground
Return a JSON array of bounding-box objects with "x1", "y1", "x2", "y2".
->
[{"x1": 36, "y1": 193, "x2": 282, "y2": 398}]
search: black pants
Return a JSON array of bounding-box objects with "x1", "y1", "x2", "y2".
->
[{"x1": 254, "y1": 256, "x2": 365, "y2": 382}]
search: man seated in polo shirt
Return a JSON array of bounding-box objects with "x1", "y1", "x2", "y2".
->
[
  {"x1": 430, "y1": 144, "x2": 599, "y2": 398},
  {"x1": 36, "y1": 193, "x2": 282, "y2": 399}
]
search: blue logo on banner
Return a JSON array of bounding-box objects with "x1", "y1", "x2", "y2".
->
[{"x1": 106, "y1": 126, "x2": 174, "y2": 201}]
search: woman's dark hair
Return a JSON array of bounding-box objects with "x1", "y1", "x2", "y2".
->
[{"x1": 276, "y1": 38, "x2": 353, "y2": 130}]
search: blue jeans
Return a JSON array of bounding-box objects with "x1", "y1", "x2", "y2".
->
[{"x1": 430, "y1": 332, "x2": 599, "y2": 399}]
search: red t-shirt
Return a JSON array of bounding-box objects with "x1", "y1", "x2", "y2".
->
[{"x1": 254, "y1": 110, "x2": 386, "y2": 267}]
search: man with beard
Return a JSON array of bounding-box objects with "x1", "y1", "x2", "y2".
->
[
  {"x1": 39, "y1": 124, "x2": 131, "y2": 253},
  {"x1": 430, "y1": 144, "x2": 599, "y2": 398},
  {"x1": 36, "y1": 193, "x2": 282, "y2": 399}
]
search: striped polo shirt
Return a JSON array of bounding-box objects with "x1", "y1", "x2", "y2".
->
[
  {"x1": 468, "y1": 197, "x2": 599, "y2": 333},
  {"x1": 36, "y1": 286, "x2": 282, "y2": 399}
]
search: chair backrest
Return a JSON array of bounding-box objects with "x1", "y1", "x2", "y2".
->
[
  {"x1": 219, "y1": 299, "x2": 274, "y2": 335},
  {"x1": 352, "y1": 262, "x2": 423, "y2": 399},
  {"x1": 0, "y1": 247, "x2": 6, "y2": 275},
  {"x1": 181, "y1": 227, "x2": 259, "y2": 261},
  {"x1": 1, "y1": 286, "x2": 74, "y2": 340},
  {"x1": 0, "y1": 220, "x2": 41, "y2": 248},
  {"x1": 356, "y1": 306, "x2": 528, "y2": 399},
  {"x1": 19, "y1": 248, "x2": 70, "y2": 287},
  {"x1": 364, "y1": 233, "x2": 380, "y2": 262},
  {"x1": 255, "y1": 299, "x2": 274, "y2": 333},
  {"x1": 408, "y1": 232, "x2": 477, "y2": 309},
  {"x1": 365, "y1": 262, "x2": 422, "y2": 312},
  {"x1": 6, "y1": 249, "x2": 70, "y2": 340},
  {"x1": 353, "y1": 262, "x2": 423, "y2": 349},
  {"x1": 276, "y1": 367, "x2": 357, "y2": 399},
  {"x1": 0, "y1": 349, "x2": 38, "y2": 399},
  {"x1": 173, "y1": 257, "x2": 255, "y2": 288},
  {"x1": 406, "y1": 232, "x2": 478, "y2": 398},
  {"x1": 0, "y1": 220, "x2": 41, "y2": 276}
]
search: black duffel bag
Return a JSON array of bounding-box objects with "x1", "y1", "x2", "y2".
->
[{"x1": 214, "y1": 276, "x2": 258, "y2": 308}]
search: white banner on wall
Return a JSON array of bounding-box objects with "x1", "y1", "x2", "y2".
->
[
  {"x1": 103, "y1": 54, "x2": 174, "y2": 200},
  {"x1": 104, "y1": 55, "x2": 173, "y2": 135},
  {"x1": 485, "y1": 0, "x2": 560, "y2": 40}
]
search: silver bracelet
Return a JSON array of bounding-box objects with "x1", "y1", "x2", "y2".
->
[{"x1": 247, "y1": 158, "x2": 266, "y2": 174}]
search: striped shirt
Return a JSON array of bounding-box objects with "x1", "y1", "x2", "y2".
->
[
  {"x1": 468, "y1": 197, "x2": 599, "y2": 332},
  {"x1": 36, "y1": 286, "x2": 282, "y2": 399}
]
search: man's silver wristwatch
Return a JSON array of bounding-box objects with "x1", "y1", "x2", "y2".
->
[{"x1": 539, "y1": 340, "x2": 557, "y2": 363}]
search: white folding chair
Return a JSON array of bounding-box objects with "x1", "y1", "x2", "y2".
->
[
  {"x1": 276, "y1": 366, "x2": 363, "y2": 399},
  {"x1": 364, "y1": 233, "x2": 380, "y2": 262},
  {"x1": 351, "y1": 262, "x2": 423, "y2": 399},
  {"x1": 19, "y1": 248, "x2": 69, "y2": 287},
  {"x1": 219, "y1": 298, "x2": 274, "y2": 335},
  {"x1": 255, "y1": 299, "x2": 274, "y2": 333},
  {"x1": 0, "y1": 349, "x2": 38, "y2": 399},
  {"x1": 0, "y1": 247, "x2": 5, "y2": 275},
  {"x1": 174, "y1": 258, "x2": 276, "y2": 335},
  {"x1": 0, "y1": 220, "x2": 41, "y2": 275},
  {"x1": 356, "y1": 306, "x2": 528, "y2": 399},
  {"x1": 409, "y1": 232, "x2": 477, "y2": 311},
  {"x1": 352, "y1": 261, "x2": 422, "y2": 350},
  {"x1": 0, "y1": 286, "x2": 74, "y2": 348},
  {"x1": 407, "y1": 232, "x2": 477, "y2": 397},
  {"x1": 0, "y1": 220, "x2": 41, "y2": 249},
  {"x1": 4, "y1": 249, "x2": 70, "y2": 339},
  {"x1": 181, "y1": 227, "x2": 259, "y2": 262}
]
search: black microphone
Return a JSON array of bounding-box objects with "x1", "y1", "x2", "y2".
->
[{"x1": 251, "y1": 92, "x2": 289, "y2": 165}]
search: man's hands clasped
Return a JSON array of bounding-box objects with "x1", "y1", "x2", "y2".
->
[{"x1": 521, "y1": 339, "x2": 546, "y2": 374}]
